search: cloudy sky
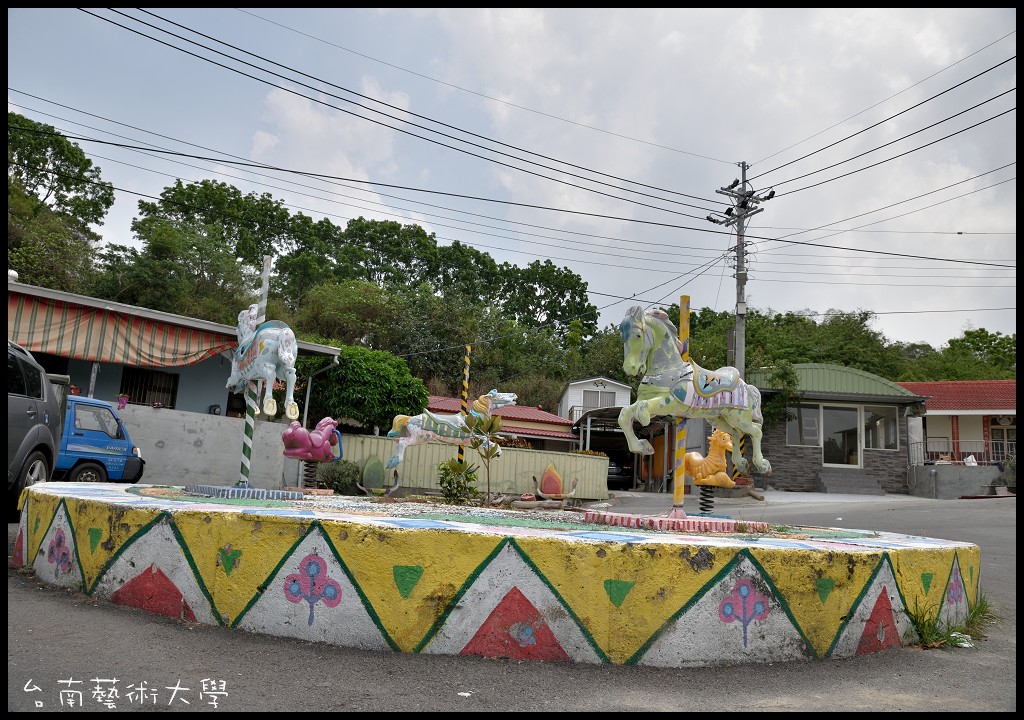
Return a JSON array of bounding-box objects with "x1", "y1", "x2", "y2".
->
[{"x1": 8, "y1": 8, "x2": 1016, "y2": 351}]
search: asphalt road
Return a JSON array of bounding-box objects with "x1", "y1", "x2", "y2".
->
[{"x1": 7, "y1": 491, "x2": 1016, "y2": 712}]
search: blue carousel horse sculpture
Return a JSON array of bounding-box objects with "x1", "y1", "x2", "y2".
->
[
  {"x1": 226, "y1": 304, "x2": 300, "y2": 420},
  {"x1": 386, "y1": 389, "x2": 518, "y2": 470},
  {"x1": 617, "y1": 305, "x2": 772, "y2": 477}
]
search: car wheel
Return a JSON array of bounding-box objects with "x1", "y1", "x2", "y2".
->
[
  {"x1": 10, "y1": 450, "x2": 50, "y2": 521},
  {"x1": 69, "y1": 462, "x2": 107, "y2": 484}
]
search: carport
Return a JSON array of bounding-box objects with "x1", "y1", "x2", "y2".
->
[{"x1": 573, "y1": 407, "x2": 682, "y2": 492}]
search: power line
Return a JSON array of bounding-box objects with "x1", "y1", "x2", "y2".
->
[
  {"x1": 750, "y1": 57, "x2": 1016, "y2": 181},
  {"x1": 753, "y1": 30, "x2": 1017, "y2": 166},
  {"x1": 235, "y1": 7, "x2": 735, "y2": 166},
  {"x1": 84, "y1": 8, "x2": 720, "y2": 217}
]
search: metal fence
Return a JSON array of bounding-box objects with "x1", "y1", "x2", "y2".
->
[{"x1": 907, "y1": 439, "x2": 1015, "y2": 467}]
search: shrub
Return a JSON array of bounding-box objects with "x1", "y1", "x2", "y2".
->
[
  {"x1": 316, "y1": 459, "x2": 362, "y2": 495},
  {"x1": 570, "y1": 449, "x2": 607, "y2": 457},
  {"x1": 437, "y1": 459, "x2": 479, "y2": 505}
]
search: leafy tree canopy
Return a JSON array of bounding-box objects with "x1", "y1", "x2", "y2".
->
[{"x1": 7, "y1": 111, "x2": 115, "y2": 230}]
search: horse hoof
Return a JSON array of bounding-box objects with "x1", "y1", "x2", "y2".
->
[
  {"x1": 286, "y1": 403, "x2": 299, "y2": 420},
  {"x1": 263, "y1": 399, "x2": 278, "y2": 416}
]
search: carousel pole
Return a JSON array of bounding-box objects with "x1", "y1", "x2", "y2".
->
[
  {"x1": 237, "y1": 255, "x2": 272, "y2": 488},
  {"x1": 670, "y1": 296, "x2": 690, "y2": 514}
]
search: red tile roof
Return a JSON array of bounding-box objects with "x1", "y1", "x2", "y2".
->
[
  {"x1": 427, "y1": 396, "x2": 573, "y2": 426},
  {"x1": 895, "y1": 380, "x2": 1016, "y2": 412}
]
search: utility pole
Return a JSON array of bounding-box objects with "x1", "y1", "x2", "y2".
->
[{"x1": 706, "y1": 162, "x2": 775, "y2": 380}]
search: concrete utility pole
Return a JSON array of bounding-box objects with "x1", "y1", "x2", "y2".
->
[{"x1": 707, "y1": 162, "x2": 775, "y2": 380}]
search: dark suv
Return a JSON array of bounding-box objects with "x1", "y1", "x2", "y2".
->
[
  {"x1": 607, "y1": 458, "x2": 635, "y2": 491},
  {"x1": 8, "y1": 340, "x2": 62, "y2": 517}
]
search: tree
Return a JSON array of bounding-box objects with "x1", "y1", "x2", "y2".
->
[
  {"x1": 337, "y1": 217, "x2": 439, "y2": 287},
  {"x1": 303, "y1": 343, "x2": 429, "y2": 433},
  {"x1": 7, "y1": 111, "x2": 115, "y2": 230},
  {"x1": 291, "y1": 280, "x2": 400, "y2": 348},
  {"x1": 133, "y1": 179, "x2": 294, "y2": 266},
  {"x1": 8, "y1": 180, "x2": 99, "y2": 292},
  {"x1": 496, "y1": 259, "x2": 598, "y2": 337},
  {"x1": 91, "y1": 217, "x2": 254, "y2": 323}
]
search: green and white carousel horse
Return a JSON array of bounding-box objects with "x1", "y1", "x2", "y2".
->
[{"x1": 617, "y1": 305, "x2": 772, "y2": 477}]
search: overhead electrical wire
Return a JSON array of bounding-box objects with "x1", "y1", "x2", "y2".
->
[{"x1": 83, "y1": 8, "x2": 720, "y2": 217}]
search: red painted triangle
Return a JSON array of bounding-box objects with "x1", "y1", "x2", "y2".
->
[
  {"x1": 461, "y1": 586, "x2": 570, "y2": 662},
  {"x1": 855, "y1": 585, "x2": 901, "y2": 654},
  {"x1": 13, "y1": 527, "x2": 25, "y2": 567},
  {"x1": 111, "y1": 565, "x2": 197, "y2": 622}
]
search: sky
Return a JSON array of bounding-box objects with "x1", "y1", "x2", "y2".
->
[{"x1": 7, "y1": 8, "x2": 1017, "y2": 353}]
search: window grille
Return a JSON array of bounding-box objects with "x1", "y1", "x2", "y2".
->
[{"x1": 119, "y1": 367, "x2": 180, "y2": 409}]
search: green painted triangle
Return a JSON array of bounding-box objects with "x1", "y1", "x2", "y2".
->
[
  {"x1": 815, "y1": 577, "x2": 835, "y2": 604},
  {"x1": 33, "y1": 517, "x2": 40, "y2": 534},
  {"x1": 362, "y1": 455, "x2": 386, "y2": 489},
  {"x1": 603, "y1": 579, "x2": 635, "y2": 608},
  {"x1": 393, "y1": 565, "x2": 424, "y2": 599},
  {"x1": 969, "y1": 566, "x2": 974, "y2": 583},
  {"x1": 921, "y1": 573, "x2": 934, "y2": 594},
  {"x1": 89, "y1": 528, "x2": 103, "y2": 553}
]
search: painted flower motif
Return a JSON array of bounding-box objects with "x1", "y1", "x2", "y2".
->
[
  {"x1": 284, "y1": 553, "x2": 342, "y2": 625},
  {"x1": 946, "y1": 572, "x2": 965, "y2": 605},
  {"x1": 719, "y1": 578, "x2": 770, "y2": 647},
  {"x1": 47, "y1": 529, "x2": 72, "y2": 574}
]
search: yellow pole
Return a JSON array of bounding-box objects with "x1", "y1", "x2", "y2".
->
[
  {"x1": 458, "y1": 345, "x2": 471, "y2": 463},
  {"x1": 673, "y1": 296, "x2": 690, "y2": 507}
]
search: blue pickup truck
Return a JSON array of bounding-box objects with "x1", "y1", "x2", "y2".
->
[{"x1": 52, "y1": 392, "x2": 146, "y2": 484}]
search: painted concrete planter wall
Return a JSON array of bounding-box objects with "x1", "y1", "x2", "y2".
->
[{"x1": 15, "y1": 484, "x2": 981, "y2": 670}]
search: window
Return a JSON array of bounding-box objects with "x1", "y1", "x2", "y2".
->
[
  {"x1": 863, "y1": 406, "x2": 898, "y2": 450},
  {"x1": 74, "y1": 404, "x2": 120, "y2": 438},
  {"x1": 786, "y1": 404, "x2": 819, "y2": 446},
  {"x1": 582, "y1": 390, "x2": 617, "y2": 411},
  {"x1": 823, "y1": 406, "x2": 859, "y2": 465},
  {"x1": 119, "y1": 367, "x2": 180, "y2": 409}
]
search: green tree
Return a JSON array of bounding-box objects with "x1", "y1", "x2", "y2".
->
[
  {"x1": 291, "y1": 280, "x2": 400, "y2": 348},
  {"x1": 497, "y1": 259, "x2": 598, "y2": 337},
  {"x1": 337, "y1": 217, "x2": 439, "y2": 287},
  {"x1": 91, "y1": 217, "x2": 254, "y2": 323},
  {"x1": 7, "y1": 111, "x2": 115, "y2": 230},
  {"x1": 133, "y1": 179, "x2": 294, "y2": 266},
  {"x1": 8, "y1": 180, "x2": 99, "y2": 292},
  {"x1": 303, "y1": 343, "x2": 429, "y2": 433}
]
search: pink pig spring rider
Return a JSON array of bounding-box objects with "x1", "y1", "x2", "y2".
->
[{"x1": 282, "y1": 417, "x2": 343, "y2": 463}]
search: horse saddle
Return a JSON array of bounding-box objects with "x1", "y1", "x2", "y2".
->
[{"x1": 670, "y1": 361, "x2": 746, "y2": 408}]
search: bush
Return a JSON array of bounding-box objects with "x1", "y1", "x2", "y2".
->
[
  {"x1": 496, "y1": 436, "x2": 533, "y2": 449},
  {"x1": 316, "y1": 459, "x2": 362, "y2": 495},
  {"x1": 437, "y1": 459, "x2": 479, "y2": 505}
]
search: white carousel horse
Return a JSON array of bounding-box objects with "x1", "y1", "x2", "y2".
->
[
  {"x1": 386, "y1": 389, "x2": 518, "y2": 470},
  {"x1": 617, "y1": 305, "x2": 771, "y2": 476},
  {"x1": 226, "y1": 304, "x2": 300, "y2": 420}
]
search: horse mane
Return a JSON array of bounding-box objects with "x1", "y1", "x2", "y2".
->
[
  {"x1": 471, "y1": 394, "x2": 491, "y2": 415},
  {"x1": 646, "y1": 308, "x2": 688, "y2": 356}
]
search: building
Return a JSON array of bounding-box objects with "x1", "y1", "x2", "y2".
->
[
  {"x1": 896, "y1": 380, "x2": 1016, "y2": 465},
  {"x1": 426, "y1": 395, "x2": 577, "y2": 451}
]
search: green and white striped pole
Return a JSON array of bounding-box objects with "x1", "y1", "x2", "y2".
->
[{"x1": 237, "y1": 255, "x2": 273, "y2": 488}]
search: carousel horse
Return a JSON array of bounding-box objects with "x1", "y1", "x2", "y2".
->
[
  {"x1": 226, "y1": 304, "x2": 300, "y2": 420},
  {"x1": 386, "y1": 389, "x2": 518, "y2": 470},
  {"x1": 617, "y1": 305, "x2": 772, "y2": 477}
]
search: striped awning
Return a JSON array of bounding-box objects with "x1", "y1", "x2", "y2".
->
[{"x1": 8, "y1": 293, "x2": 236, "y2": 368}]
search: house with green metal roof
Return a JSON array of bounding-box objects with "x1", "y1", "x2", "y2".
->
[{"x1": 746, "y1": 363, "x2": 927, "y2": 495}]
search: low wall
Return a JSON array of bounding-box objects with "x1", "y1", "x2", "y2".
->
[
  {"x1": 15, "y1": 483, "x2": 981, "y2": 670},
  {"x1": 907, "y1": 464, "x2": 1002, "y2": 500},
  {"x1": 118, "y1": 408, "x2": 610, "y2": 499}
]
